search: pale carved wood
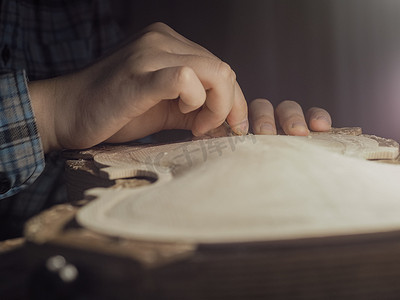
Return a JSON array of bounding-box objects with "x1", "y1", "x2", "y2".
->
[
  {"x1": 18, "y1": 128, "x2": 400, "y2": 299},
  {"x1": 69, "y1": 130, "x2": 400, "y2": 244}
]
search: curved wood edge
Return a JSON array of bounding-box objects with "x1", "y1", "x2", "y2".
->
[{"x1": 23, "y1": 203, "x2": 196, "y2": 269}]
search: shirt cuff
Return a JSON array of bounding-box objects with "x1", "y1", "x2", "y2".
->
[{"x1": 0, "y1": 70, "x2": 45, "y2": 198}]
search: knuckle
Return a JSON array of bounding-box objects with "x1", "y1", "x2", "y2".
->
[
  {"x1": 139, "y1": 30, "x2": 165, "y2": 45},
  {"x1": 230, "y1": 68, "x2": 237, "y2": 82},
  {"x1": 216, "y1": 61, "x2": 235, "y2": 83},
  {"x1": 174, "y1": 66, "x2": 193, "y2": 86},
  {"x1": 146, "y1": 22, "x2": 170, "y2": 32}
]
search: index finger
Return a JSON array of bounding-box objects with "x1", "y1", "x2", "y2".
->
[
  {"x1": 152, "y1": 27, "x2": 249, "y2": 134},
  {"x1": 169, "y1": 55, "x2": 246, "y2": 136},
  {"x1": 226, "y1": 83, "x2": 248, "y2": 135}
]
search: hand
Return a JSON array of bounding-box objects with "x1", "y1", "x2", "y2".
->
[
  {"x1": 29, "y1": 22, "x2": 248, "y2": 152},
  {"x1": 249, "y1": 99, "x2": 331, "y2": 135}
]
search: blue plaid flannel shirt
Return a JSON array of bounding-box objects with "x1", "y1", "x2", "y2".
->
[{"x1": 0, "y1": 0, "x2": 123, "y2": 238}]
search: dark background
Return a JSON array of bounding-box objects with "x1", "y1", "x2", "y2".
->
[{"x1": 113, "y1": 0, "x2": 400, "y2": 141}]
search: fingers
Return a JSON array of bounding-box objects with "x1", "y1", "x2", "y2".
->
[
  {"x1": 189, "y1": 60, "x2": 236, "y2": 135},
  {"x1": 163, "y1": 55, "x2": 242, "y2": 135},
  {"x1": 306, "y1": 107, "x2": 332, "y2": 132},
  {"x1": 275, "y1": 100, "x2": 309, "y2": 136},
  {"x1": 137, "y1": 66, "x2": 206, "y2": 115},
  {"x1": 249, "y1": 98, "x2": 277, "y2": 135},
  {"x1": 225, "y1": 83, "x2": 249, "y2": 135},
  {"x1": 139, "y1": 24, "x2": 330, "y2": 138},
  {"x1": 133, "y1": 23, "x2": 248, "y2": 136}
]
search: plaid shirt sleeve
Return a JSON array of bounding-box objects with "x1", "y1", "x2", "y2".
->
[
  {"x1": 0, "y1": 70, "x2": 44, "y2": 198},
  {"x1": 0, "y1": 0, "x2": 122, "y2": 200},
  {"x1": 0, "y1": 0, "x2": 124, "y2": 237}
]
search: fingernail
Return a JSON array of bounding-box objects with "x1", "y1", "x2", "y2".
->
[
  {"x1": 316, "y1": 115, "x2": 331, "y2": 123},
  {"x1": 232, "y1": 119, "x2": 249, "y2": 135},
  {"x1": 259, "y1": 123, "x2": 275, "y2": 135},
  {"x1": 292, "y1": 121, "x2": 309, "y2": 134}
]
